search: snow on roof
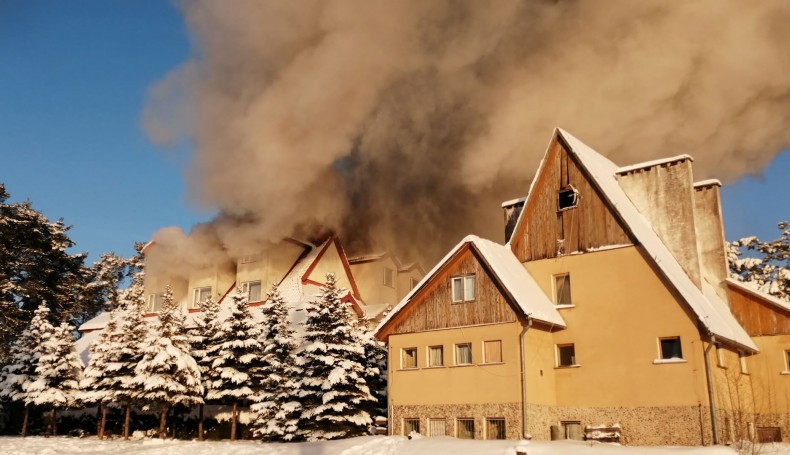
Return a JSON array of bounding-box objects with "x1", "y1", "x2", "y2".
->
[
  {"x1": 615, "y1": 154, "x2": 693, "y2": 175},
  {"x1": 501, "y1": 196, "x2": 527, "y2": 208},
  {"x1": 375, "y1": 235, "x2": 565, "y2": 336},
  {"x1": 78, "y1": 311, "x2": 110, "y2": 332},
  {"x1": 278, "y1": 239, "x2": 329, "y2": 303},
  {"x1": 557, "y1": 128, "x2": 757, "y2": 351},
  {"x1": 726, "y1": 278, "x2": 790, "y2": 314},
  {"x1": 74, "y1": 330, "x2": 100, "y2": 366},
  {"x1": 693, "y1": 179, "x2": 722, "y2": 188}
]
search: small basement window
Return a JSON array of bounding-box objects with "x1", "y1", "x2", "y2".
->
[
  {"x1": 486, "y1": 418, "x2": 506, "y2": 440},
  {"x1": 402, "y1": 347, "x2": 417, "y2": 369},
  {"x1": 557, "y1": 344, "x2": 577, "y2": 367},
  {"x1": 660, "y1": 337, "x2": 683, "y2": 360},
  {"x1": 428, "y1": 418, "x2": 446, "y2": 437},
  {"x1": 403, "y1": 418, "x2": 420, "y2": 436},
  {"x1": 457, "y1": 418, "x2": 475, "y2": 439},
  {"x1": 558, "y1": 186, "x2": 579, "y2": 210}
]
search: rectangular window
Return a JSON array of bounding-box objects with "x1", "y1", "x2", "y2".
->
[
  {"x1": 428, "y1": 419, "x2": 446, "y2": 437},
  {"x1": 384, "y1": 267, "x2": 395, "y2": 288},
  {"x1": 558, "y1": 186, "x2": 579, "y2": 210},
  {"x1": 147, "y1": 293, "x2": 164, "y2": 312},
  {"x1": 557, "y1": 344, "x2": 576, "y2": 367},
  {"x1": 716, "y1": 344, "x2": 726, "y2": 367},
  {"x1": 739, "y1": 350, "x2": 748, "y2": 374},
  {"x1": 484, "y1": 340, "x2": 503, "y2": 364},
  {"x1": 785, "y1": 350, "x2": 790, "y2": 372},
  {"x1": 486, "y1": 418, "x2": 506, "y2": 440},
  {"x1": 403, "y1": 418, "x2": 420, "y2": 436},
  {"x1": 456, "y1": 418, "x2": 474, "y2": 439},
  {"x1": 455, "y1": 343, "x2": 472, "y2": 365},
  {"x1": 428, "y1": 345, "x2": 444, "y2": 367},
  {"x1": 402, "y1": 347, "x2": 417, "y2": 369},
  {"x1": 241, "y1": 280, "x2": 262, "y2": 302},
  {"x1": 562, "y1": 421, "x2": 583, "y2": 440},
  {"x1": 451, "y1": 275, "x2": 475, "y2": 303},
  {"x1": 554, "y1": 274, "x2": 572, "y2": 306},
  {"x1": 659, "y1": 337, "x2": 683, "y2": 360},
  {"x1": 192, "y1": 287, "x2": 212, "y2": 308}
]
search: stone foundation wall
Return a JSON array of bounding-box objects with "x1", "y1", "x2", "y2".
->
[{"x1": 391, "y1": 403, "x2": 523, "y2": 440}]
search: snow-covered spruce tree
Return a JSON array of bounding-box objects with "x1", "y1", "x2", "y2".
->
[
  {"x1": 250, "y1": 285, "x2": 301, "y2": 441},
  {"x1": 189, "y1": 296, "x2": 221, "y2": 441},
  {"x1": 134, "y1": 285, "x2": 202, "y2": 439},
  {"x1": 206, "y1": 288, "x2": 267, "y2": 440},
  {"x1": 357, "y1": 324, "x2": 388, "y2": 433},
  {"x1": 0, "y1": 303, "x2": 54, "y2": 436},
  {"x1": 729, "y1": 221, "x2": 790, "y2": 301},
  {"x1": 113, "y1": 268, "x2": 149, "y2": 440},
  {"x1": 296, "y1": 273, "x2": 375, "y2": 441},
  {"x1": 25, "y1": 321, "x2": 83, "y2": 436}
]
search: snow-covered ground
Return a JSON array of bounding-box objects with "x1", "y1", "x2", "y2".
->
[{"x1": 3, "y1": 435, "x2": 789, "y2": 455}]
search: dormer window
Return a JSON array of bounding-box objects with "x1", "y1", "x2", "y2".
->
[
  {"x1": 192, "y1": 287, "x2": 212, "y2": 309},
  {"x1": 147, "y1": 293, "x2": 164, "y2": 312},
  {"x1": 558, "y1": 186, "x2": 579, "y2": 210},
  {"x1": 241, "y1": 280, "x2": 262, "y2": 302}
]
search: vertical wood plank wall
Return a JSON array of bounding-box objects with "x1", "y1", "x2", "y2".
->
[
  {"x1": 387, "y1": 245, "x2": 517, "y2": 335},
  {"x1": 511, "y1": 139, "x2": 632, "y2": 263},
  {"x1": 728, "y1": 285, "x2": 790, "y2": 336}
]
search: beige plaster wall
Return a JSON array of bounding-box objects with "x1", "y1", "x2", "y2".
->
[
  {"x1": 236, "y1": 241, "x2": 305, "y2": 297},
  {"x1": 388, "y1": 322, "x2": 524, "y2": 407},
  {"x1": 143, "y1": 274, "x2": 188, "y2": 309},
  {"x1": 523, "y1": 245, "x2": 709, "y2": 408},
  {"x1": 396, "y1": 267, "x2": 423, "y2": 301},
  {"x1": 306, "y1": 243, "x2": 354, "y2": 293},
  {"x1": 186, "y1": 261, "x2": 236, "y2": 309},
  {"x1": 350, "y1": 258, "x2": 399, "y2": 305}
]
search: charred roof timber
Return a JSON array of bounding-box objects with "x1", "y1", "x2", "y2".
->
[{"x1": 502, "y1": 197, "x2": 526, "y2": 244}]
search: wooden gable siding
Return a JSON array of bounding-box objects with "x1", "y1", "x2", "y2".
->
[
  {"x1": 386, "y1": 245, "x2": 518, "y2": 335},
  {"x1": 511, "y1": 138, "x2": 633, "y2": 263},
  {"x1": 728, "y1": 284, "x2": 790, "y2": 336}
]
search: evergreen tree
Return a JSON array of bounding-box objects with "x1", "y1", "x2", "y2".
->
[
  {"x1": 206, "y1": 288, "x2": 266, "y2": 440},
  {"x1": 250, "y1": 285, "x2": 301, "y2": 441},
  {"x1": 729, "y1": 221, "x2": 790, "y2": 301},
  {"x1": 114, "y1": 268, "x2": 150, "y2": 440},
  {"x1": 357, "y1": 325, "x2": 388, "y2": 433},
  {"x1": 0, "y1": 303, "x2": 54, "y2": 436},
  {"x1": 189, "y1": 296, "x2": 221, "y2": 441},
  {"x1": 296, "y1": 273, "x2": 375, "y2": 441},
  {"x1": 133, "y1": 285, "x2": 202, "y2": 439},
  {"x1": 25, "y1": 321, "x2": 83, "y2": 436}
]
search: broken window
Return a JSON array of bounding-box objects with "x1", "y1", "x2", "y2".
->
[
  {"x1": 660, "y1": 337, "x2": 683, "y2": 360},
  {"x1": 558, "y1": 186, "x2": 579, "y2": 210}
]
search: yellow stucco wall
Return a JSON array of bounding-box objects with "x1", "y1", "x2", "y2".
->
[
  {"x1": 306, "y1": 242, "x2": 354, "y2": 293},
  {"x1": 748, "y1": 335, "x2": 790, "y2": 415},
  {"x1": 388, "y1": 322, "x2": 524, "y2": 406},
  {"x1": 523, "y1": 245, "x2": 709, "y2": 408},
  {"x1": 236, "y1": 241, "x2": 305, "y2": 296},
  {"x1": 350, "y1": 258, "x2": 399, "y2": 306}
]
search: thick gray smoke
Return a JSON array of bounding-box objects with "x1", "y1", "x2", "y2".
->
[{"x1": 142, "y1": 0, "x2": 790, "y2": 271}]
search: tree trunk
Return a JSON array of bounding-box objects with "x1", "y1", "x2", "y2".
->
[
  {"x1": 99, "y1": 403, "x2": 108, "y2": 440},
  {"x1": 230, "y1": 401, "x2": 238, "y2": 441},
  {"x1": 159, "y1": 406, "x2": 167, "y2": 439},
  {"x1": 21, "y1": 405, "x2": 29, "y2": 438},
  {"x1": 198, "y1": 404, "x2": 204, "y2": 441},
  {"x1": 50, "y1": 407, "x2": 57, "y2": 437},
  {"x1": 123, "y1": 403, "x2": 131, "y2": 440}
]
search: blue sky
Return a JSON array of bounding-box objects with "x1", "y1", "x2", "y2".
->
[{"x1": 0, "y1": 1, "x2": 787, "y2": 265}]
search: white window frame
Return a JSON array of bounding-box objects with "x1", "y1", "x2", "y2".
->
[
  {"x1": 451, "y1": 275, "x2": 475, "y2": 303},
  {"x1": 455, "y1": 342, "x2": 473, "y2": 366},
  {"x1": 654, "y1": 336, "x2": 686, "y2": 364},
  {"x1": 147, "y1": 293, "x2": 164, "y2": 312},
  {"x1": 192, "y1": 286, "x2": 212, "y2": 309},
  {"x1": 427, "y1": 345, "x2": 444, "y2": 367},
  {"x1": 553, "y1": 273, "x2": 573, "y2": 307},
  {"x1": 402, "y1": 347, "x2": 417, "y2": 369},
  {"x1": 556, "y1": 343, "x2": 577, "y2": 368},
  {"x1": 383, "y1": 267, "x2": 395, "y2": 288},
  {"x1": 241, "y1": 280, "x2": 262, "y2": 302}
]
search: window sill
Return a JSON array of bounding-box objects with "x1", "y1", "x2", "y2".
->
[
  {"x1": 717, "y1": 364, "x2": 728, "y2": 369},
  {"x1": 399, "y1": 367, "x2": 419, "y2": 371},
  {"x1": 424, "y1": 365, "x2": 445, "y2": 369},
  {"x1": 450, "y1": 363, "x2": 474, "y2": 368},
  {"x1": 652, "y1": 358, "x2": 687, "y2": 365},
  {"x1": 780, "y1": 371, "x2": 790, "y2": 375},
  {"x1": 555, "y1": 304, "x2": 575, "y2": 310},
  {"x1": 481, "y1": 362, "x2": 505, "y2": 366},
  {"x1": 555, "y1": 364, "x2": 581, "y2": 369}
]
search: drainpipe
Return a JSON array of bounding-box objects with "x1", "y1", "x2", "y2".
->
[
  {"x1": 519, "y1": 317, "x2": 533, "y2": 439},
  {"x1": 703, "y1": 334, "x2": 719, "y2": 445},
  {"x1": 387, "y1": 342, "x2": 393, "y2": 436}
]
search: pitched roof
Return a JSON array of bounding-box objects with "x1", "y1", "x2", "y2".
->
[
  {"x1": 375, "y1": 235, "x2": 566, "y2": 337},
  {"x1": 545, "y1": 128, "x2": 757, "y2": 351}
]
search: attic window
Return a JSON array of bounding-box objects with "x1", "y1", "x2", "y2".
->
[{"x1": 558, "y1": 186, "x2": 579, "y2": 211}]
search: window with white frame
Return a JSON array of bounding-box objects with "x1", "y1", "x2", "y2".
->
[
  {"x1": 241, "y1": 280, "x2": 262, "y2": 302},
  {"x1": 402, "y1": 347, "x2": 417, "y2": 369},
  {"x1": 192, "y1": 287, "x2": 212, "y2": 309},
  {"x1": 403, "y1": 418, "x2": 420, "y2": 435},
  {"x1": 428, "y1": 418, "x2": 446, "y2": 437},
  {"x1": 557, "y1": 343, "x2": 576, "y2": 367},
  {"x1": 147, "y1": 293, "x2": 164, "y2": 312},
  {"x1": 659, "y1": 337, "x2": 683, "y2": 360},
  {"x1": 554, "y1": 274, "x2": 572, "y2": 306},
  {"x1": 455, "y1": 343, "x2": 472, "y2": 365},
  {"x1": 383, "y1": 267, "x2": 395, "y2": 288},
  {"x1": 484, "y1": 340, "x2": 503, "y2": 364},
  {"x1": 456, "y1": 418, "x2": 474, "y2": 439},
  {"x1": 451, "y1": 275, "x2": 475, "y2": 303},
  {"x1": 739, "y1": 350, "x2": 748, "y2": 374},
  {"x1": 428, "y1": 345, "x2": 444, "y2": 367},
  {"x1": 486, "y1": 418, "x2": 506, "y2": 440}
]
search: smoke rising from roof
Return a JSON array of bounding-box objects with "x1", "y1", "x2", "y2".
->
[{"x1": 142, "y1": 0, "x2": 790, "y2": 269}]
